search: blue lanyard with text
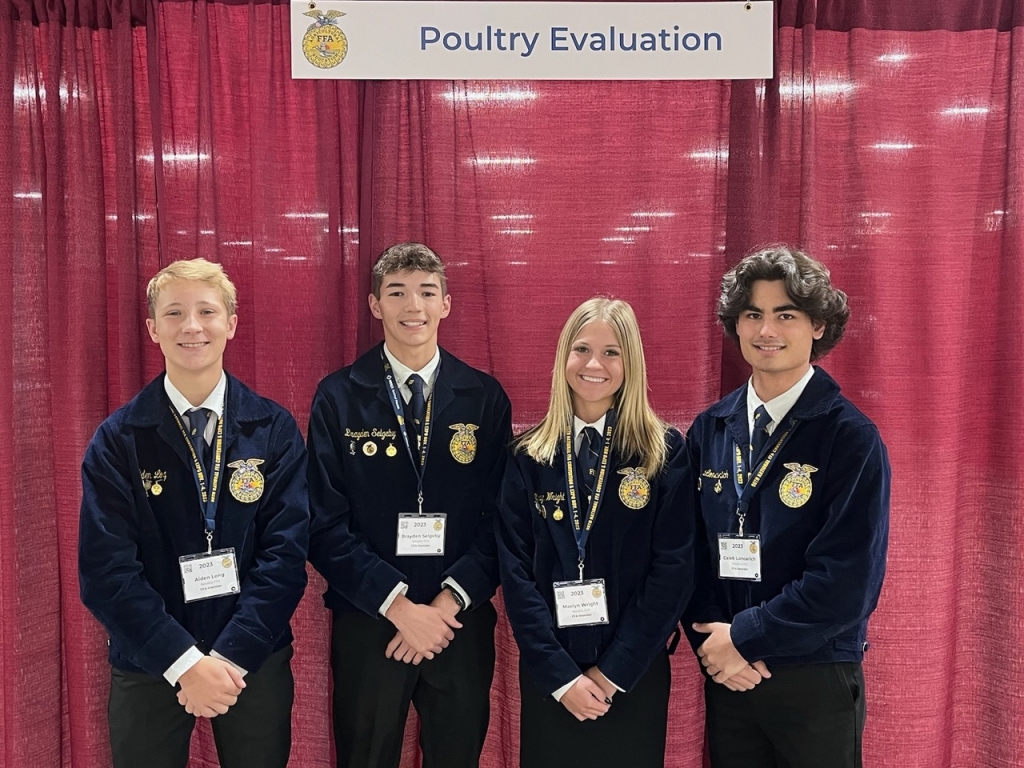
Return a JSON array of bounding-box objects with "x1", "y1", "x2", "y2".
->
[
  {"x1": 382, "y1": 352, "x2": 434, "y2": 515},
  {"x1": 170, "y1": 403, "x2": 225, "y2": 553},
  {"x1": 562, "y1": 409, "x2": 616, "y2": 581},
  {"x1": 731, "y1": 420, "x2": 798, "y2": 535}
]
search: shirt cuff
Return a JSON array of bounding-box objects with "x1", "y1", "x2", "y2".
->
[
  {"x1": 211, "y1": 650, "x2": 248, "y2": 678},
  {"x1": 164, "y1": 645, "x2": 204, "y2": 686},
  {"x1": 441, "y1": 577, "x2": 472, "y2": 610},
  {"x1": 552, "y1": 675, "x2": 582, "y2": 701},
  {"x1": 379, "y1": 581, "x2": 409, "y2": 617}
]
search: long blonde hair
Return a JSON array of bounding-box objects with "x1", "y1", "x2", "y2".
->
[{"x1": 516, "y1": 298, "x2": 668, "y2": 478}]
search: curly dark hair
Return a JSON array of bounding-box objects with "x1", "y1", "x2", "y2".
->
[
  {"x1": 718, "y1": 245, "x2": 850, "y2": 361},
  {"x1": 371, "y1": 242, "x2": 447, "y2": 297}
]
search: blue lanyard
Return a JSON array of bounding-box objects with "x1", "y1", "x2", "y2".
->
[
  {"x1": 562, "y1": 409, "x2": 616, "y2": 580},
  {"x1": 381, "y1": 351, "x2": 434, "y2": 515},
  {"x1": 731, "y1": 420, "x2": 797, "y2": 535},
  {"x1": 169, "y1": 404, "x2": 225, "y2": 549}
]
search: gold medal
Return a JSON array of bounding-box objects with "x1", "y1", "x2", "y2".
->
[
  {"x1": 151, "y1": 482, "x2": 163, "y2": 496},
  {"x1": 779, "y1": 463, "x2": 818, "y2": 508},
  {"x1": 553, "y1": 507, "x2": 564, "y2": 521},
  {"x1": 386, "y1": 443, "x2": 398, "y2": 457},
  {"x1": 363, "y1": 441, "x2": 377, "y2": 457},
  {"x1": 227, "y1": 459, "x2": 266, "y2": 503},
  {"x1": 448, "y1": 423, "x2": 479, "y2": 464},
  {"x1": 617, "y1": 468, "x2": 651, "y2": 509}
]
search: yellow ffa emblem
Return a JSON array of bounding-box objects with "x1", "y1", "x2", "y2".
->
[
  {"x1": 591, "y1": 585, "x2": 603, "y2": 598},
  {"x1": 227, "y1": 459, "x2": 266, "y2": 503},
  {"x1": 749, "y1": 542, "x2": 758, "y2": 554},
  {"x1": 552, "y1": 507, "x2": 564, "y2": 521},
  {"x1": 386, "y1": 443, "x2": 398, "y2": 457},
  {"x1": 778, "y1": 463, "x2": 818, "y2": 508},
  {"x1": 449, "y1": 423, "x2": 479, "y2": 464},
  {"x1": 433, "y1": 519, "x2": 444, "y2": 531},
  {"x1": 617, "y1": 468, "x2": 651, "y2": 510},
  {"x1": 363, "y1": 441, "x2": 377, "y2": 457},
  {"x1": 221, "y1": 556, "x2": 233, "y2": 568},
  {"x1": 301, "y1": 9, "x2": 348, "y2": 69}
]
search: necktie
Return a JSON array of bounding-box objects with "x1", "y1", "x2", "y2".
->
[
  {"x1": 406, "y1": 374, "x2": 427, "y2": 439},
  {"x1": 749, "y1": 405, "x2": 771, "y2": 467},
  {"x1": 579, "y1": 426, "x2": 602, "y2": 505},
  {"x1": 188, "y1": 407, "x2": 211, "y2": 471}
]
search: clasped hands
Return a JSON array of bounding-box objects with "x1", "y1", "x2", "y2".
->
[
  {"x1": 384, "y1": 590, "x2": 463, "y2": 665},
  {"x1": 176, "y1": 656, "x2": 246, "y2": 718},
  {"x1": 693, "y1": 622, "x2": 771, "y2": 692}
]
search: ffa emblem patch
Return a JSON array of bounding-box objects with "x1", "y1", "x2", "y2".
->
[
  {"x1": 778, "y1": 463, "x2": 818, "y2": 508},
  {"x1": 301, "y1": 9, "x2": 348, "y2": 69},
  {"x1": 449, "y1": 424, "x2": 479, "y2": 464},
  {"x1": 227, "y1": 459, "x2": 266, "y2": 503},
  {"x1": 617, "y1": 468, "x2": 651, "y2": 510}
]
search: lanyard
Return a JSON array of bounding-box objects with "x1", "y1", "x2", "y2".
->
[
  {"x1": 562, "y1": 409, "x2": 616, "y2": 581},
  {"x1": 731, "y1": 420, "x2": 798, "y2": 535},
  {"x1": 170, "y1": 403, "x2": 225, "y2": 553},
  {"x1": 382, "y1": 352, "x2": 434, "y2": 515}
]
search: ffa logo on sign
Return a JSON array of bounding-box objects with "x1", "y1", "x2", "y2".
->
[
  {"x1": 302, "y1": 9, "x2": 348, "y2": 69},
  {"x1": 228, "y1": 458, "x2": 266, "y2": 503},
  {"x1": 617, "y1": 468, "x2": 651, "y2": 510},
  {"x1": 449, "y1": 423, "x2": 479, "y2": 464},
  {"x1": 778, "y1": 463, "x2": 818, "y2": 508}
]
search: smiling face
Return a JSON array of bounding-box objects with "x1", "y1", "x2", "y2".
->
[
  {"x1": 565, "y1": 320, "x2": 625, "y2": 423},
  {"x1": 146, "y1": 278, "x2": 237, "y2": 383},
  {"x1": 368, "y1": 269, "x2": 451, "y2": 367},
  {"x1": 737, "y1": 279, "x2": 825, "y2": 400}
]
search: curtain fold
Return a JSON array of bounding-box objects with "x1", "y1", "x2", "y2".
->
[{"x1": 1, "y1": 1, "x2": 1022, "y2": 766}]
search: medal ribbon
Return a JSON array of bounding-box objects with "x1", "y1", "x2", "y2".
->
[
  {"x1": 731, "y1": 419, "x2": 798, "y2": 535},
  {"x1": 170, "y1": 402, "x2": 225, "y2": 548},
  {"x1": 563, "y1": 409, "x2": 616, "y2": 581},
  {"x1": 382, "y1": 352, "x2": 435, "y2": 515}
]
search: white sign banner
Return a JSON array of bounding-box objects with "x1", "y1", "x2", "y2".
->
[{"x1": 291, "y1": 1, "x2": 773, "y2": 80}]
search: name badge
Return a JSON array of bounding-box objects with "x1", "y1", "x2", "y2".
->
[
  {"x1": 553, "y1": 579, "x2": 608, "y2": 628},
  {"x1": 179, "y1": 548, "x2": 241, "y2": 602},
  {"x1": 396, "y1": 513, "x2": 447, "y2": 556},
  {"x1": 717, "y1": 534, "x2": 762, "y2": 581}
]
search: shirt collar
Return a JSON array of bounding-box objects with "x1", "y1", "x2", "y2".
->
[
  {"x1": 746, "y1": 365, "x2": 816, "y2": 435},
  {"x1": 164, "y1": 371, "x2": 227, "y2": 421},
  {"x1": 573, "y1": 413, "x2": 607, "y2": 442},
  {"x1": 383, "y1": 344, "x2": 441, "y2": 391}
]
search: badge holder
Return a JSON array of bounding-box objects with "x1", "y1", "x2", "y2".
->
[
  {"x1": 553, "y1": 578, "x2": 609, "y2": 628},
  {"x1": 717, "y1": 533, "x2": 762, "y2": 582},
  {"x1": 180, "y1": 548, "x2": 241, "y2": 602},
  {"x1": 395, "y1": 513, "x2": 447, "y2": 556}
]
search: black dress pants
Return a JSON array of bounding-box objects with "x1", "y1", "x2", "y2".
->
[
  {"x1": 108, "y1": 644, "x2": 294, "y2": 768},
  {"x1": 704, "y1": 661, "x2": 866, "y2": 768},
  {"x1": 330, "y1": 602, "x2": 497, "y2": 768}
]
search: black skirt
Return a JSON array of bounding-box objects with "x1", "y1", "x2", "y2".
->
[{"x1": 518, "y1": 651, "x2": 671, "y2": 768}]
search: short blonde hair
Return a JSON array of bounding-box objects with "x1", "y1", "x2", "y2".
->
[
  {"x1": 146, "y1": 258, "x2": 238, "y2": 318},
  {"x1": 516, "y1": 298, "x2": 668, "y2": 478}
]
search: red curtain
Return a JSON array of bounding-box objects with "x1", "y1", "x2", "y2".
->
[{"x1": 2, "y1": 0, "x2": 1022, "y2": 766}]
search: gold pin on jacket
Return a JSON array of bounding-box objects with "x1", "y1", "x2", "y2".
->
[
  {"x1": 449, "y1": 423, "x2": 479, "y2": 464},
  {"x1": 618, "y1": 468, "x2": 651, "y2": 509}
]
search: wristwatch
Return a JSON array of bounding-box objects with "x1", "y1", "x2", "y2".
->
[{"x1": 442, "y1": 584, "x2": 467, "y2": 611}]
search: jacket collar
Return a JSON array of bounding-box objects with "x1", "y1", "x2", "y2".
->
[
  {"x1": 349, "y1": 342, "x2": 485, "y2": 420},
  {"x1": 124, "y1": 371, "x2": 273, "y2": 429},
  {"x1": 715, "y1": 368, "x2": 842, "y2": 448}
]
